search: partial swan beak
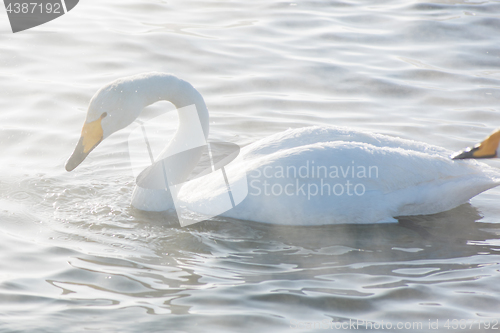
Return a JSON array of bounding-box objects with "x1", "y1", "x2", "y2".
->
[
  {"x1": 65, "y1": 114, "x2": 106, "y2": 171},
  {"x1": 451, "y1": 146, "x2": 480, "y2": 160},
  {"x1": 451, "y1": 129, "x2": 500, "y2": 160}
]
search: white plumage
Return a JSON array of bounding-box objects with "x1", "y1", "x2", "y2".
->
[
  {"x1": 66, "y1": 73, "x2": 500, "y2": 225},
  {"x1": 179, "y1": 126, "x2": 500, "y2": 225}
]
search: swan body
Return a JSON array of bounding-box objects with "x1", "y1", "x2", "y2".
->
[
  {"x1": 179, "y1": 126, "x2": 500, "y2": 225},
  {"x1": 66, "y1": 73, "x2": 500, "y2": 226}
]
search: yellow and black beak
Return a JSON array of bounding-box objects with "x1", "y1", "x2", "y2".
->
[
  {"x1": 65, "y1": 113, "x2": 107, "y2": 171},
  {"x1": 451, "y1": 129, "x2": 500, "y2": 160}
]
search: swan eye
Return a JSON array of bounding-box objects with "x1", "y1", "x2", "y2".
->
[{"x1": 101, "y1": 112, "x2": 108, "y2": 119}]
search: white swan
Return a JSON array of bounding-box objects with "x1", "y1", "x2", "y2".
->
[{"x1": 66, "y1": 73, "x2": 500, "y2": 225}]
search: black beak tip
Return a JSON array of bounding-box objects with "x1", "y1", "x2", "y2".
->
[
  {"x1": 65, "y1": 153, "x2": 82, "y2": 172},
  {"x1": 65, "y1": 160, "x2": 76, "y2": 172},
  {"x1": 65, "y1": 138, "x2": 89, "y2": 172},
  {"x1": 451, "y1": 147, "x2": 475, "y2": 160}
]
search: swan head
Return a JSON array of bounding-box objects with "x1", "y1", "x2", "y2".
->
[
  {"x1": 452, "y1": 129, "x2": 500, "y2": 160},
  {"x1": 65, "y1": 73, "x2": 209, "y2": 172},
  {"x1": 65, "y1": 77, "x2": 146, "y2": 171}
]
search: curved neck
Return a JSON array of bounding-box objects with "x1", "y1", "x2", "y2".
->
[
  {"x1": 134, "y1": 73, "x2": 209, "y2": 186},
  {"x1": 134, "y1": 73, "x2": 209, "y2": 140}
]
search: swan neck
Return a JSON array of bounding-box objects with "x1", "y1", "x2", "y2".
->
[
  {"x1": 142, "y1": 74, "x2": 209, "y2": 187},
  {"x1": 139, "y1": 73, "x2": 209, "y2": 139}
]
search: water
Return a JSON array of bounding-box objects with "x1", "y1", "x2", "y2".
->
[{"x1": 1, "y1": 0, "x2": 500, "y2": 331}]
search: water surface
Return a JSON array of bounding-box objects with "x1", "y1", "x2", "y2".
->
[{"x1": 1, "y1": 0, "x2": 500, "y2": 332}]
